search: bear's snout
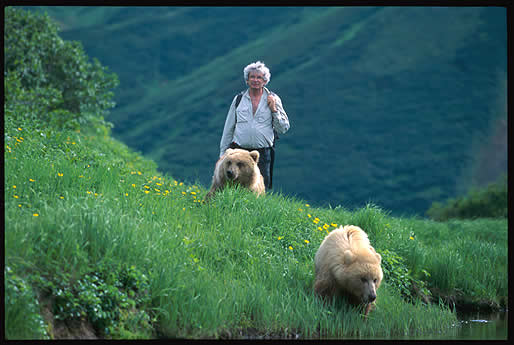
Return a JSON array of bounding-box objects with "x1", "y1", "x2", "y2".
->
[
  {"x1": 226, "y1": 169, "x2": 235, "y2": 179},
  {"x1": 367, "y1": 292, "x2": 376, "y2": 303}
]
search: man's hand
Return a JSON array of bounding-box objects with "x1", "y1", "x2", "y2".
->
[{"x1": 267, "y1": 94, "x2": 277, "y2": 113}]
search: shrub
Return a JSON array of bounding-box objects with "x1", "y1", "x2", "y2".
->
[
  {"x1": 4, "y1": 7, "x2": 119, "y2": 132},
  {"x1": 377, "y1": 249, "x2": 431, "y2": 304},
  {"x1": 426, "y1": 175, "x2": 507, "y2": 221},
  {"x1": 31, "y1": 264, "x2": 153, "y2": 338}
]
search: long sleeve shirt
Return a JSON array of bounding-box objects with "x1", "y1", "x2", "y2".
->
[{"x1": 219, "y1": 87, "x2": 290, "y2": 157}]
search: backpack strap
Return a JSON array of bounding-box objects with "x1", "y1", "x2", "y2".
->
[
  {"x1": 235, "y1": 92, "x2": 244, "y2": 109},
  {"x1": 234, "y1": 91, "x2": 244, "y2": 125}
]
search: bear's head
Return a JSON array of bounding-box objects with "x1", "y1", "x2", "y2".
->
[
  {"x1": 338, "y1": 248, "x2": 383, "y2": 304},
  {"x1": 221, "y1": 148, "x2": 260, "y2": 186}
]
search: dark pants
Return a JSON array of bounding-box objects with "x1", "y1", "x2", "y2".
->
[{"x1": 229, "y1": 143, "x2": 273, "y2": 190}]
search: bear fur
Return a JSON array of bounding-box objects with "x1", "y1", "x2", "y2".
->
[
  {"x1": 314, "y1": 225, "x2": 383, "y2": 316},
  {"x1": 204, "y1": 148, "x2": 265, "y2": 201}
]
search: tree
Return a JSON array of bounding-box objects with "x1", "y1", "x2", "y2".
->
[{"x1": 4, "y1": 7, "x2": 119, "y2": 131}]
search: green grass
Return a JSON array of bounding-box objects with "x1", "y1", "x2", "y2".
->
[{"x1": 4, "y1": 116, "x2": 507, "y2": 339}]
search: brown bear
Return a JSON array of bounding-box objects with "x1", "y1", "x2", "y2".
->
[
  {"x1": 204, "y1": 148, "x2": 265, "y2": 201},
  {"x1": 314, "y1": 225, "x2": 383, "y2": 316}
]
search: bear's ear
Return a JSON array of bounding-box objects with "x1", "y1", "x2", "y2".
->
[
  {"x1": 375, "y1": 252, "x2": 382, "y2": 263},
  {"x1": 225, "y1": 148, "x2": 234, "y2": 155},
  {"x1": 343, "y1": 250, "x2": 355, "y2": 265},
  {"x1": 249, "y1": 150, "x2": 260, "y2": 163}
]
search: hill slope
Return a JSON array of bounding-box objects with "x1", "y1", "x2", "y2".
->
[{"x1": 28, "y1": 6, "x2": 508, "y2": 215}]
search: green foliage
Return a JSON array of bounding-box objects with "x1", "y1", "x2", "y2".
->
[
  {"x1": 378, "y1": 249, "x2": 431, "y2": 304},
  {"x1": 31, "y1": 264, "x2": 153, "y2": 338},
  {"x1": 4, "y1": 7, "x2": 119, "y2": 132},
  {"x1": 4, "y1": 266, "x2": 49, "y2": 339},
  {"x1": 426, "y1": 175, "x2": 507, "y2": 221}
]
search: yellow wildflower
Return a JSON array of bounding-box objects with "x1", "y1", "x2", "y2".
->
[
  {"x1": 33, "y1": 213, "x2": 39, "y2": 217},
  {"x1": 29, "y1": 178, "x2": 35, "y2": 182},
  {"x1": 288, "y1": 246, "x2": 293, "y2": 250},
  {"x1": 304, "y1": 240, "x2": 310, "y2": 244},
  {"x1": 278, "y1": 236, "x2": 283, "y2": 240}
]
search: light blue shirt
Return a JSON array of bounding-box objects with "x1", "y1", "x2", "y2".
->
[{"x1": 219, "y1": 87, "x2": 290, "y2": 157}]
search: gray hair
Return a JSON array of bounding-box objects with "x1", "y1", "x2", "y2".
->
[{"x1": 243, "y1": 61, "x2": 271, "y2": 85}]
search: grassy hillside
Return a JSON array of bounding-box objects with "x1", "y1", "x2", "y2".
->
[
  {"x1": 4, "y1": 114, "x2": 508, "y2": 339},
  {"x1": 26, "y1": 6, "x2": 507, "y2": 216},
  {"x1": 4, "y1": 8, "x2": 508, "y2": 339}
]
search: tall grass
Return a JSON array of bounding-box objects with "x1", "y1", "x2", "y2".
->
[{"x1": 4, "y1": 118, "x2": 507, "y2": 339}]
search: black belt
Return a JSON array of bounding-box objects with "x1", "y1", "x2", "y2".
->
[{"x1": 229, "y1": 142, "x2": 271, "y2": 152}]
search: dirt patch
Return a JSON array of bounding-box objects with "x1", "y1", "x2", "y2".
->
[{"x1": 39, "y1": 295, "x2": 98, "y2": 339}]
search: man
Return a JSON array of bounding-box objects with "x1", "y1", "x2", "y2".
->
[{"x1": 219, "y1": 61, "x2": 290, "y2": 190}]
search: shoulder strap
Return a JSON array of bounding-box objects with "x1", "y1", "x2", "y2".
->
[
  {"x1": 234, "y1": 91, "x2": 244, "y2": 124},
  {"x1": 235, "y1": 91, "x2": 244, "y2": 109}
]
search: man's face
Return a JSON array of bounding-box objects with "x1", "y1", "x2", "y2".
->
[{"x1": 247, "y1": 71, "x2": 266, "y2": 89}]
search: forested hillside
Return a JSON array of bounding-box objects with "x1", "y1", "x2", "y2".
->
[{"x1": 26, "y1": 6, "x2": 508, "y2": 215}]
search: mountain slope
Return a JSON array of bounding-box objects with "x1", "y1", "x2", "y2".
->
[{"x1": 28, "y1": 6, "x2": 507, "y2": 215}]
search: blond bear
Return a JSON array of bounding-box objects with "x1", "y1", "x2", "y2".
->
[
  {"x1": 204, "y1": 148, "x2": 265, "y2": 201},
  {"x1": 314, "y1": 225, "x2": 383, "y2": 316}
]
